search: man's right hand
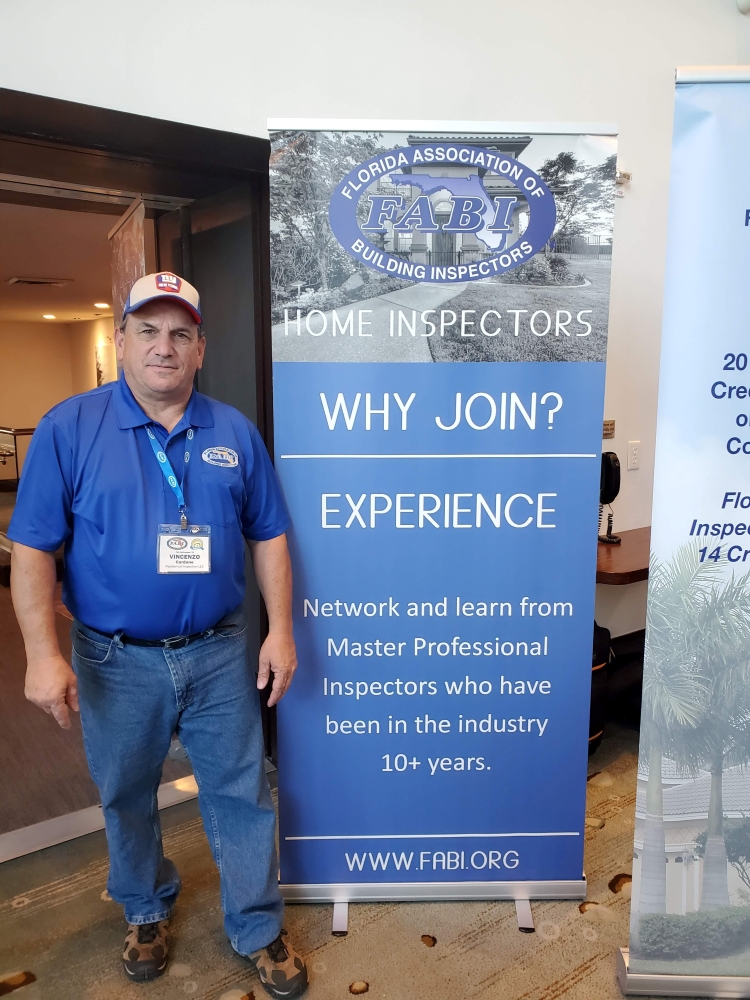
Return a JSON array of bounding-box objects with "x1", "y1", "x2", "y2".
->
[{"x1": 24, "y1": 655, "x2": 80, "y2": 730}]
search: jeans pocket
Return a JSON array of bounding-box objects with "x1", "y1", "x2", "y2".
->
[
  {"x1": 72, "y1": 628, "x2": 115, "y2": 664},
  {"x1": 213, "y1": 608, "x2": 247, "y2": 641},
  {"x1": 215, "y1": 623, "x2": 247, "y2": 641}
]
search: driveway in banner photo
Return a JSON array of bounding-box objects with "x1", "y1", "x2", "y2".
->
[
  {"x1": 272, "y1": 281, "x2": 467, "y2": 362},
  {"x1": 431, "y1": 258, "x2": 612, "y2": 363}
]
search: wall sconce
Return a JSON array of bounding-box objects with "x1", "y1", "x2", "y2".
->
[
  {"x1": 615, "y1": 170, "x2": 632, "y2": 199},
  {"x1": 738, "y1": 0, "x2": 750, "y2": 12}
]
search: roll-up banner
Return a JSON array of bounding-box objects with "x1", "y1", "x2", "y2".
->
[
  {"x1": 269, "y1": 120, "x2": 617, "y2": 901},
  {"x1": 620, "y1": 71, "x2": 750, "y2": 997}
]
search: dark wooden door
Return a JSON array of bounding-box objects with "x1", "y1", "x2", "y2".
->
[
  {"x1": 432, "y1": 213, "x2": 454, "y2": 265},
  {"x1": 156, "y1": 181, "x2": 276, "y2": 759}
]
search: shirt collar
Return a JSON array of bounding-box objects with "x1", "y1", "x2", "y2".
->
[{"x1": 113, "y1": 375, "x2": 214, "y2": 431}]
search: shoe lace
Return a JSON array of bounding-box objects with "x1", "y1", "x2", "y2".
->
[
  {"x1": 266, "y1": 933, "x2": 289, "y2": 964},
  {"x1": 136, "y1": 923, "x2": 160, "y2": 944}
]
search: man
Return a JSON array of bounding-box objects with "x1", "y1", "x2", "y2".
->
[{"x1": 8, "y1": 272, "x2": 308, "y2": 999}]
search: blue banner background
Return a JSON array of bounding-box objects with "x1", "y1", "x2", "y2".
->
[{"x1": 274, "y1": 360, "x2": 604, "y2": 886}]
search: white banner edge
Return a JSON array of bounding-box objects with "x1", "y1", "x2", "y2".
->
[
  {"x1": 677, "y1": 64, "x2": 750, "y2": 83},
  {"x1": 267, "y1": 118, "x2": 618, "y2": 136}
]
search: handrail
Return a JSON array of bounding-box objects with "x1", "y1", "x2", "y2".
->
[{"x1": 0, "y1": 426, "x2": 36, "y2": 482}]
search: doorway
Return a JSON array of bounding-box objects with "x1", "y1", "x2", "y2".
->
[
  {"x1": 0, "y1": 87, "x2": 273, "y2": 859},
  {"x1": 432, "y1": 211, "x2": 454, "y2": 265}
]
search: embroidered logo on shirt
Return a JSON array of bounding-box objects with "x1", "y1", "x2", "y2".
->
[{"x1": 202, "y1": 447, "x2": 239, "y2": 468}]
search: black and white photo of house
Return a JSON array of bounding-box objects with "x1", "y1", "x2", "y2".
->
[
  {"x1": 633, "y1": 759, "x2": 750, "y2": 915},
  {"x1": 270, "y1": 129, "x2": 616, "y2": 364}
]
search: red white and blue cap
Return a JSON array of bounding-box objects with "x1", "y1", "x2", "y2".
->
[{"x1": 122, "y1": 272, "x2": 202, "y2": 324}]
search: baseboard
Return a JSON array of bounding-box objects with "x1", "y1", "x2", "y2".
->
[{"x1": 0, "y1": 776, "x2": 198, "y2": 864}]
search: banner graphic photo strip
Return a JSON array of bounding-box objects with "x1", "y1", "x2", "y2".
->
[
  {"x1": 621, "y1": 71, "x2": 750, "y2": 996},
  {"x1": 270, "y1": 122, "x2": 617, "y2": 900}
]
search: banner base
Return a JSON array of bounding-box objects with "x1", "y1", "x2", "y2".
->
[
  {"x1": 280, "y1": 878, "x2": 587, "y2": 903},
  {"x1": 617, "y1": 948, "x2": 750, "y2": 998}
]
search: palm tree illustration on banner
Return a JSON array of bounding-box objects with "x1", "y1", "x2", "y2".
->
[
  {"x1": 637, "y1": 548, "x2": 711, "y2": 915},
  {"x1": 637, "y1": 546, "x2": 750, "y2": 917},
  {"x1": 678, "y1": 575, "x2": 750, "y2": 909}
]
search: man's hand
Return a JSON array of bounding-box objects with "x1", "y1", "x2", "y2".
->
[
  {"x1": 12, "y1": 543, "x2": 76, "y2": 729},
  {"x1": 257, "y1": 632, "x2": 297, "y2": 707},
  {"x1": 24, "y1": 655, "x2": 79, "y2": 730},
  {"x1": 250, "y1": 534, "x2": 296, "y2": 708}
]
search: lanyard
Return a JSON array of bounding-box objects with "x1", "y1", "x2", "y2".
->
[{"x1": 145, "y1": 425, "x2": 195, "y2": 529}]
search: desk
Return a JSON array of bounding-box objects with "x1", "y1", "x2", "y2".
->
[{"x1": 596, "y1": 526, "x2": 651, "y2": 585}]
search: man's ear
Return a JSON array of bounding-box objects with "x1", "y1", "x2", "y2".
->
[
  {"x1": 196, "y1": 334, "x2": 206, "y2": 370},
  {"x1": 114, "y1": 325, "x2": 125, "y2": 360}
]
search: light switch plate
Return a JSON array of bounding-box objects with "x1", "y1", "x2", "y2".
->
[{"x1": 627, "y1": 440, "x2": 640, "y2": 470}]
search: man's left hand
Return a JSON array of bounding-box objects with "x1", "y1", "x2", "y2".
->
[{"x1": 257, "y1": 632, "x2": 297, "y2": 707}]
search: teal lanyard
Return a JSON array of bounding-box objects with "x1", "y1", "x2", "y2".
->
[{"x1": 145, "y1": 425, "x2": 195, "y2": 529}]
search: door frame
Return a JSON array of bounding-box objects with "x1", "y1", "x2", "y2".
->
[
  {"x1": 0, "y1": 86, "x2": 274, "y2": 445},
  {"x1": 0, "y1": 87, "x2": 275, "y2": 860}
]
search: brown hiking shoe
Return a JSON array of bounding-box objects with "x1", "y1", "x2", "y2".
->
[
  {"x1": 122, "y1": 920, "x2": 169, "y2": 981},
  {"x1": 247, "y1": 929, "x2": 308, "y2": 998}
]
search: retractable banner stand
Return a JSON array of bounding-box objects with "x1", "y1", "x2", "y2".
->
[
  {"x1": 620, "y1": 71, "x2": 750, "y2": 998},
  {"x1": 269, "y1": 121, "x2": 617, "y2": 902}
]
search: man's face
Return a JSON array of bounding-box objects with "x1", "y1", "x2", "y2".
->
[{"x1": 114, "y1": 300, "x2": 205, "y2": 398}]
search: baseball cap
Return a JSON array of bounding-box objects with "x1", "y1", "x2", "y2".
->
[{"x1": 122, "y1": 272, "x2": 202, "y2": 324}]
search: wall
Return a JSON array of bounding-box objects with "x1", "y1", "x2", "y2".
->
[
  {"x1": 0, "y1": 321, "x2": 73, "y2": 479},
  {"x1": 69, "y1": 318, "x2": 116, "y2": 396},
  {"x1": 0, "y1": 319, "x2": 115, "y2": 481},
  {"x1": 2, "y1": 0, "x2": 749, "y2": 630}
]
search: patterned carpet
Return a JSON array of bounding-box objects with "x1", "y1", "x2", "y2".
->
[{"x1": 0, "y1": 724, "x2": 641, "y2": 1000}]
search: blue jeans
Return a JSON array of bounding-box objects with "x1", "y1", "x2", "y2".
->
[{"x1": 71, "y1": 607, "x2": 283, "y2": 955}]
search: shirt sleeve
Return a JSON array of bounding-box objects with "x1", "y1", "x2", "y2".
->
[
  {"x1": 241, "y1": 422, "x2": 290, "y2": 541},
  {"x1": 7, "y1": 416, "x2": 74, "y2": 552}
]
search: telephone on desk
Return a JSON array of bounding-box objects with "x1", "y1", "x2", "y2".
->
[{"x1": 599, "y1": 451, "x2": 621, "y2": 545}]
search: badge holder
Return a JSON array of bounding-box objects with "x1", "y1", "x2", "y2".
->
[{"x1": 157, "y1": 523, "x2": 211, "y2": 574}]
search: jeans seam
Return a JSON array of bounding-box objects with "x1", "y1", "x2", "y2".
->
[
  {"x1": 183, "y1": 746, "x2": 227, "y2": 922},
  {"x1": 77, "y1": 703, "x2": 101, "y2": 788},
  {"x1": 151, "y1": 788, "x2": 162, "y2": 857},
  {"x1": 163, "y1": 649, "x2": 188, "y2": 711}
]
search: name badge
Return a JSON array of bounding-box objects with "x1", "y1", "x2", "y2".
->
[{"x1": 157, "y1": 524, "x2": 211, "y2": 574}]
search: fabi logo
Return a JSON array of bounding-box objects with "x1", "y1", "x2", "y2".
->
[
  {"x1": 202, "y1": 446, "x2": 239, "y2": 468},
  {"x1": 328, "y1": 143, "x2": 556, "y2": 284},
  {"x1": 156, "y1": 273, "x2": 182, "y2": 293},
  {"x1": 167, "y1": 537, "x2": 188, "y2": 549}
]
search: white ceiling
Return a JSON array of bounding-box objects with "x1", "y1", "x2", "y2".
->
[{"x1": 0, "y1": 202, "x2": 115, "y2": 323}]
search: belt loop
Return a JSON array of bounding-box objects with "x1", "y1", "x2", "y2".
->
[{"x1": 113, "y1": 630, "x2": 125, "y2": 649}]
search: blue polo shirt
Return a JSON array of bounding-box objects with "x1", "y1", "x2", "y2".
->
[{"x1": 8, "y1": 377, "x2": 289, "y2": 639}]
